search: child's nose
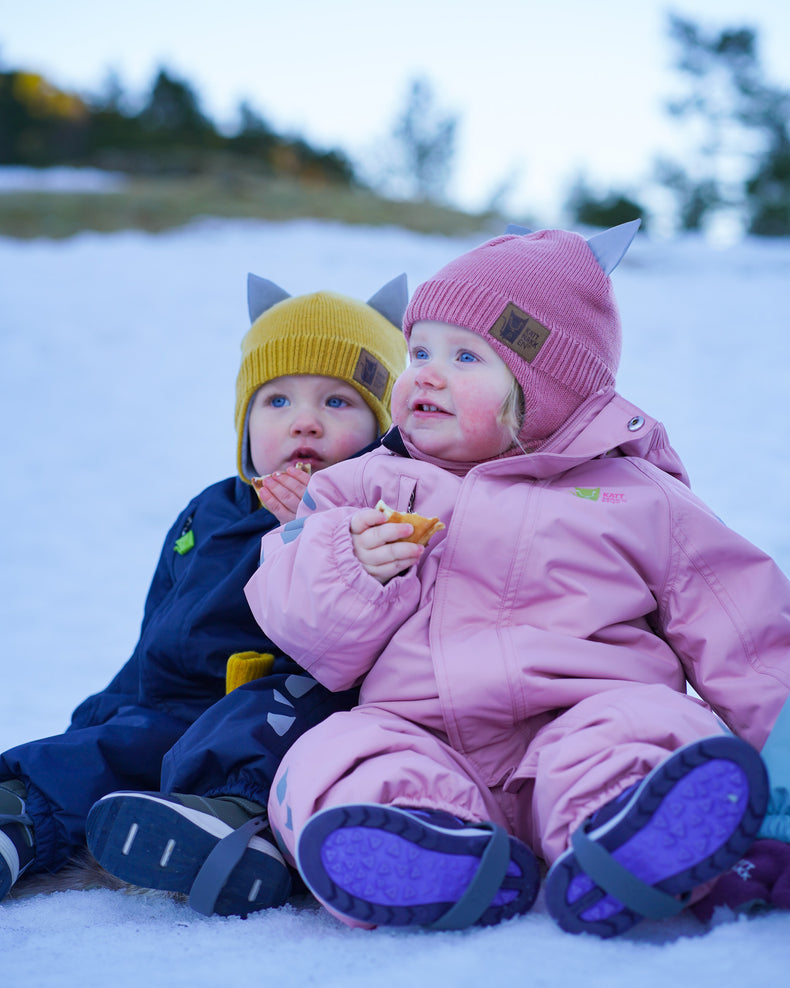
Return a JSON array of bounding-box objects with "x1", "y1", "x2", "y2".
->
[
  {"x1": 289, "y1": 408, "x2": 323, "y2": 435},
  {"x1": 414, "y1": 361, "x2": 446, "y2": 388}
]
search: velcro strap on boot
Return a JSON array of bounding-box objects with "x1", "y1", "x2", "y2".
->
[
  {"x1": 571, "y1": 824, "x2": 688, "y2": 919},
  {"x1": 188, "y1": 815, "x2": 272, "y2": 916},
  {"x1": 430, "y1": 823, "x2": 511, "y2": 930}
]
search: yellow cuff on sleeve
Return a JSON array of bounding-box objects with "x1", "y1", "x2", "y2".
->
[{"x1": 225, "y1": 651, "x2": 275, "y2": 693}]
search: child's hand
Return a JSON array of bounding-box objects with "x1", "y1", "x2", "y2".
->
[
  {"x1": 350, "y1": 508, "x2": 424, "y2": 584},
  {"x1": 254, "y1": 466, "x2": 311, "y2": 524}
]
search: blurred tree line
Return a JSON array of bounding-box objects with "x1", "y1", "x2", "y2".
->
[
  {"x1": 2, "y1": 11, "x2": 789, "y2": 236},
  {"x1": 0, "y1": 65, "x2": 355, "y2": 185},
  {"x1": 390, "y1": 14, "x2": 790, "y2": 236},
  {"x1": 370, "y1": 14, "x2": 790, "y2": 237},
  {"x1": 566, "y1": 14, "x2": 790, "y2": 236}
]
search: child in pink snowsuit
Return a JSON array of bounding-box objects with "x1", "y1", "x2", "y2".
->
[{"x1": 246, "y1": 221, "x2": 790, "y2": 937}]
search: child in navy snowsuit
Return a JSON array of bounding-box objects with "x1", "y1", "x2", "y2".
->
[{"x1": 0, "y1": 272, "x2": 408, "y2": 916}]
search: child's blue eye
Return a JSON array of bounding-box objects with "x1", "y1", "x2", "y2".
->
[
  {"x1": 270, "y1": 395, "x2": 290, "y2": 408},
  {"x1": 326, "y1": 396, "x2": 348, "y2": 408},
  {"x1": 458, "y1": 351, "x2": 478, "y2": 363},
  {"x1": 412, "y1": 347, "x2": 429, "y2": 361}
]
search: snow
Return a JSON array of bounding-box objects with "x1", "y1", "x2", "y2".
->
[
  {"x1": 1, "y1": 206, "x2": 789, "y2": 984},
  {"x1": 0, "y1": 165, "x2": 128, "y2": 193}
]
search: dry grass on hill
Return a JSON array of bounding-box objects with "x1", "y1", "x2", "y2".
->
[{"x1": 0, "y1": 172, "x2": 503, "y2": 239}]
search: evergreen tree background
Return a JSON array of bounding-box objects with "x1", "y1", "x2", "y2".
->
[
  {"x1": 1, "y1": 11, "x2": 789, "y2": 235},
  {"x1": 560, "y1": 15, "x2": 789, "y2": 236},
  {"x1": 0, "y1": 64, "x2": 355, "y2": 185}
]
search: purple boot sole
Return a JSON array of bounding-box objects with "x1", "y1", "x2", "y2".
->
[
  {"x1": 296, "y1": 804, "x2": 541, "y2": 929},
  {"x1": 545, "y1": 735, "x2": 769, "y2": 937}
]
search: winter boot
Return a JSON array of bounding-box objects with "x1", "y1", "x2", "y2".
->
[
  {"x1": 86, "y1": 790, "x2": 291, "y2": 917},
  {"x1": 544, "y1": 734, "x2": 769, "y2": 938},
  {"x1": 296, "y1": 803, "x2": 541, "y2": 929},
  {"x1": 0, "y1": 779, "x2": 35, "y2": 901}
]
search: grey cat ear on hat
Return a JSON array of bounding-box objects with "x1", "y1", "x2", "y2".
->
[
  {"x1": 366, "y1": 273, "x2": 408, "y2": 329},
  {"x1": 586, "y1": 218, "x2": 641, "y2": 275},
  {"x1": 247, "y1": 274, "x2": 291, "y2": 323},
  {"x1": 247, "y1": 272, "x2": 408, "y2": 330},
  {"x1": 504, "y1": 218, "x2": 641, "y2": 276},
  {"x1": 504, "y1": 223, "x2": 533, "y2": 236}
]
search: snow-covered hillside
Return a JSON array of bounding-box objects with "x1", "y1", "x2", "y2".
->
[{"x1": 1, "y1": 211, "x2": 789, "y2": 987}]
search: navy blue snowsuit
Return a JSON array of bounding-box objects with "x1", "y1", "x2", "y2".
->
[{"x1": 0, "y1": 476, "x2": 357, "y2": 873}]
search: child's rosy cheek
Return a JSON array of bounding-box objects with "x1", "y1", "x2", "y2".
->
[
  {"x1": 457, "y1": 385, "x2": 500, "y2": 422},
  {"x1": 390, "y1": 375, "x2": 412, "y2": 421}
]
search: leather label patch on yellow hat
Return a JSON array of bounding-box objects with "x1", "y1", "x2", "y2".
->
[
  {"x1": 489, "y1": 302, "x2": 550, "y2": 363},
  {"x1": 353, "y1": 348, "x2": 389, "y2": 400}
]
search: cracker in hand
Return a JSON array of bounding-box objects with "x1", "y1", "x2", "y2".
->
[
  {"x1": 375, "y1": 499, "x2": 445, "y2": 546},
  {"x1": 251, "y1": 461, "x2": 312, "y2": 505}
]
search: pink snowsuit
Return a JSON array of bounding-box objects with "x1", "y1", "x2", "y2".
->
[{"x1": 245, "y1": 388, "x2": 790, "y2": 876}]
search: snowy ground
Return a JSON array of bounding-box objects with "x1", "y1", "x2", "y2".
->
[
  {"x1": 1, "y1": 195, "x2": 789, "y2": 984},
  {"x1": 0, "y1": 165, "x2": 128, "y2": 193}
]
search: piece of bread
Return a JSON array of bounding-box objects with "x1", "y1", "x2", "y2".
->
[
  {"x1": 375, "y1": 499, "x2": 445, "y2": 546},
  {"x1": 251, "y1": 462, "x2": 312, "y2": 504}
]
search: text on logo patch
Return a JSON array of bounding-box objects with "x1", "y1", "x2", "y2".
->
[
  {"x1": 489, "y1": 302, "x2": 550, "y2": 363},
  {"x1": 353, "y1": 348, "x2": 389, "y2": 400}
]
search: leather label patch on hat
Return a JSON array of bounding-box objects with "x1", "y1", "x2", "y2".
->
[
  {"x1": 489, "y1": 303, "x2": 550, "y2": 363},
  {"x1": 353, "y1": 348, "x2": 389, "y2": 400}
]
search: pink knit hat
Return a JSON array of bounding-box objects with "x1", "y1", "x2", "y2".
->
[{"x1": 403, "y1": 221, "x2": 640, "y2": 445}]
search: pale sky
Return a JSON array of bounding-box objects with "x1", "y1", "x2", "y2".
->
[{"x1": 3, "y1": 0, "x2": 789, "y2": 221}]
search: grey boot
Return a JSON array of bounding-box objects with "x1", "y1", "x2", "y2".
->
[
  {"x1": 0, "y1": 780, "x2": 35, "y2": 901},
  {"x1": 86, "y1": 790, "x2": 291, "y2": 916}
]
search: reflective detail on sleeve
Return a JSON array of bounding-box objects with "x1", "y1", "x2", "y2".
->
[
  {"x1": 281, "y1": 517, "x2": 306, "y2": 543},
  {"x1": 273, "y1": 689, "x2": 294, "y2": 709},
  {"x1": 267, "y1": 712, "x2": 297, "y2": 736},
  {"x1": 302, "y1": 489, "x2": 317, "y2": 511},
  {"x1": 285, "y1": 675, "x2": 318, "y2": 698},
  {"x1": 276, "y1": 769, "x2": 288, "y2": 804}
]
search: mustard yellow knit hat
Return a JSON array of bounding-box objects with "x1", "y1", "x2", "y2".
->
[{"x1": 235, "y1": 274, "x2": 408, "y2": 482}]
